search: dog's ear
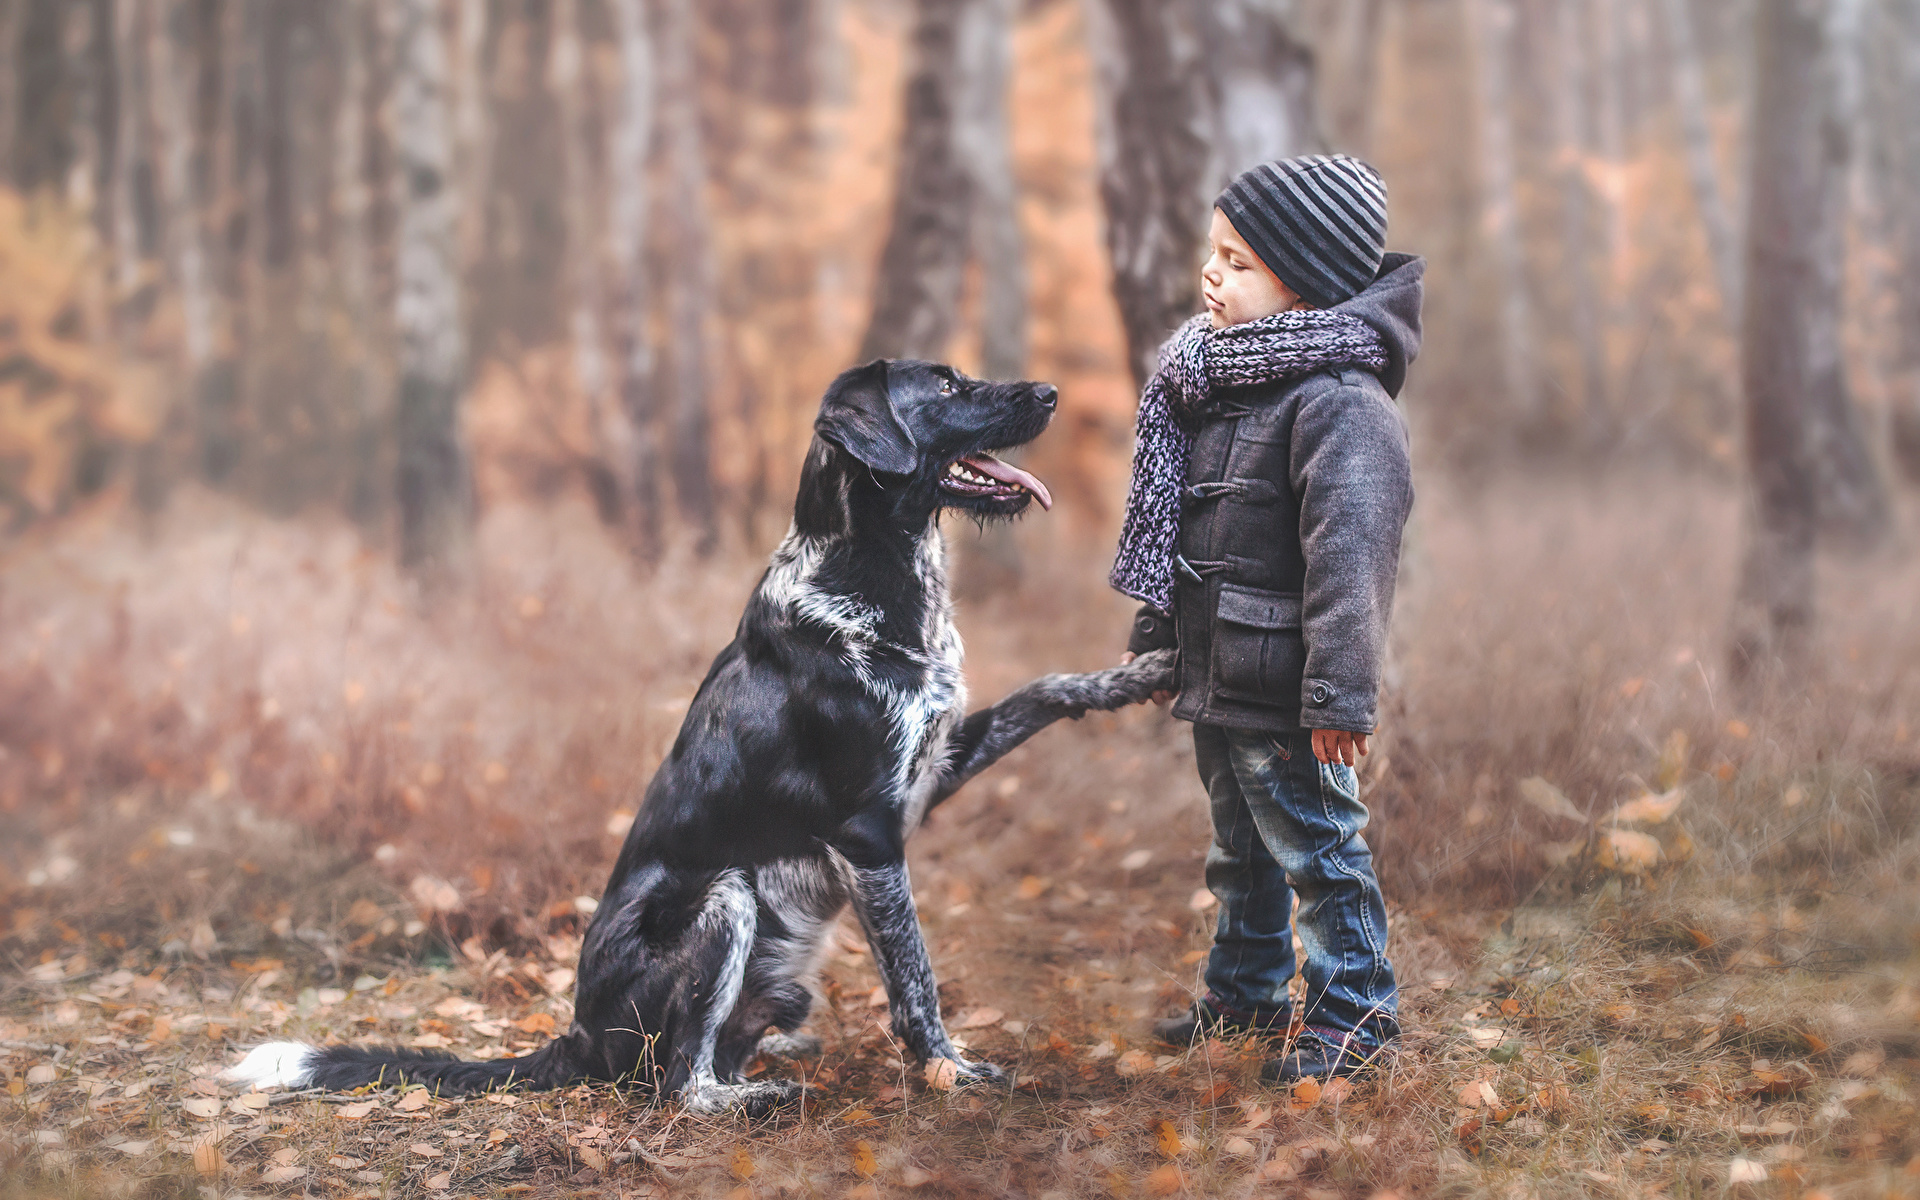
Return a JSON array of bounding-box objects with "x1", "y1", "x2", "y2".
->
[{"x1": 815, "y1": 360, "x2": 918, "y2": 476}]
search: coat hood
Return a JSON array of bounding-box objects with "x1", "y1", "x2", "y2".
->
[{"x1": 1330, "y1": 252, "x2": 1423, "y2": 398}]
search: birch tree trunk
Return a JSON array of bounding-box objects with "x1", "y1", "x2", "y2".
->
[
  {"x1": 955, "y1": 0, "x2": 1026, "y2": 381},
  {"x1": 391, "y1": 0, "x2": 472, "y2": 575},
  {"x1": 1464, "y1": 0, "x2": 1535, "y2": 418},
  {"x1": 607, "y1": 0, "x2": 659, "y2": 556},
  {"x1": 658, "y1": 0, "x2": 717, "y2": 548},
  {"x1": 1729, "y1": 0, "x2": 1824, "y2": 682},
  {"x1": 859, "y1": 0, "x2": 974, "y2": 363},
  {"x1": 1805, "y1": 0, "x2": 1888, "y2": 547},
  {"x1": 1087, "y1": 0, "x2": 1318, "y2": 389},
  {"x1": 1657, "y1": 0, "x2": 1740, "y2": 320},
  {"x1": 1552, "y1": 0, "x2": 1608, "y2": 444}
]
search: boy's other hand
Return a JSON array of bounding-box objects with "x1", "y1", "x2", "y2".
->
[
  {"x1": 1311, "y1": 728, "x2": 1370, "y2": 767},
  {"x1": 1119, "y1": 652, "x2": 1175, "y2": 707}
]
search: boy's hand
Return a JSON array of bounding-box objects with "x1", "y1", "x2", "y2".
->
[
  {"x1": 1311, "y1": 728, "x2": 1370, "y2": 767},
  {"x1": 1119, "y1": 652, "x2": 1175, "y2": 707}
]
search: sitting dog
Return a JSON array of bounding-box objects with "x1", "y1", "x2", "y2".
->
[{"x1": 228, "y1": 360, "x2": 1172, "y2": 1114}]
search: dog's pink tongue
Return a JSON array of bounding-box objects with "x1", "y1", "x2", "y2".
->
[{"x1": 962, "y1": 454, "x2": 1052, "y2": 510}]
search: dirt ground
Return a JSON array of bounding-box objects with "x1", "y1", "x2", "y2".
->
[{"x1": 5, "y1": 479, "x2": 1920, "y2": 1199}]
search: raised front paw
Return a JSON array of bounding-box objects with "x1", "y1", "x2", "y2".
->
[{"x1": 1110, "y1": 647, "x2": 1175, "y2": 702}]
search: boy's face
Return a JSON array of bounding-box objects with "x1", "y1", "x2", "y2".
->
[{"x1": 1201, "y1": 208, "x2": 1309, "y2": 328}]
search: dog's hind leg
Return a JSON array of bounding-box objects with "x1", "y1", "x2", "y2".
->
[{"x1": 675, "y1": 872, "x2": 803, "y2": 1117}]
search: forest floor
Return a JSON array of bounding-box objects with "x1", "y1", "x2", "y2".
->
[{"x1": 5, "y1": 480, "x2": 1920, "y2": 1198}]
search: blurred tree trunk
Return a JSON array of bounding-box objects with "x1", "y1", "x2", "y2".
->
[
  {"x1": 451, "y1": 0, "x2": 490, "y2": 271},
  {"x1": 1804, "y1": 0, "x2": 1887, "y2": 547},
  {"x1": 107, "y1": 0, "x2": 143, "y2": 308},
  {"x1": 549, "y1": 0, "x2": 618, "y2": 525},
  {"x1": 391, "y1": 0, "x2": 471, "y2": 576},
  {"x1": 0, "y1": 1, "x2": 18, "y2": 176},
  {"x1": 607, "y1": 0, "x2": 659, "y2": 557},
  {"x1": 1465, "y1": 0, "x2": 1536, "y2": 420},
  {"x1": 12, "y1": 0, "x2": 72, "y2": 192},
  {"x1": 334, "y1": 0, "x2": 383, "y2": 527},
  {"x1": 1087, "y1": 0, "x2": 1317, "y2": 389},
  {"x1": 260, "y1": 0, "x2": 294, "y2": 272},
  {"x1": 1886, "y1": 0, "x2": 1920, "y2": 482},
  {"x1": 1552, "y1": 0, "x2": 1608, "y2": 445},
  {"x1": 1326, "y1": 0, "x2": 1386, "y2": 154},
  {"x1": 956, "y1": 0, "x2": 1025, "y2": 382},
  {"x1": 147, "y1": 0, "x2": 226, "y2": 487},
  {"x1": 860, "y1": 0, "x2": 974, "y2": 363},
  {"x1": 1730, "y1": 0, "x2": 1824, "y2": 681},
  {"x1": 659, "y1": 0, "x2": 716, "y2": 550},
  {"x1": 1658, "y1": 0, "x2": 1739, "y2": 319}
]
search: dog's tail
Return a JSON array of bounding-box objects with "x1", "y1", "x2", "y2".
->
[{"x1": 223, "y1": 1038, "x2": 578, "y2": 1096}]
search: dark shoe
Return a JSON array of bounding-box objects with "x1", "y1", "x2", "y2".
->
[
  {"x1": 1259, "y1": 1027, "x2": 1386, "y2": 1084},
  {"x1": 1151, "y1": 998, "x2": 1288, "y2": 1046}
]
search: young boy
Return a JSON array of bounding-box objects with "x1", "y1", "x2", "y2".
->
[{"x1": 1113, "y1": 155, "x2": 1421, "y2": 1083}]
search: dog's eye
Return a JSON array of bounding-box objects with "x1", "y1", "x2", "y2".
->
[{"x1": 938, "y1": 376, "x2": 955, "y2": 396}]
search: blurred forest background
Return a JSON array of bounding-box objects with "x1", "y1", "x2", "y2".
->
[{"x1": 5, "y1": 0, "x2": 1920, "y2": 1195}]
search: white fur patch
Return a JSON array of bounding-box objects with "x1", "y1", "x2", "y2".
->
[{"x1": 222, "y1": 1042, "x2": 318, "y2": 1090}]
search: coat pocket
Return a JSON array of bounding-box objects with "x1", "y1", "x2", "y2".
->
[{"x1": 1212, "y1": 584, "x2": 1306, "y2": 703}]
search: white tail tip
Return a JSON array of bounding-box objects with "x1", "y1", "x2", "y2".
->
[{"x1": 222, "y1": 1042, "x2": 318, "y2": 1090}]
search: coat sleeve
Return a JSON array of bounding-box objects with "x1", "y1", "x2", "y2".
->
[
  {"x1": 1125, "y1": 603, "x2": 1177, "y2": 656},
  {"x1": 1288, "y1": 379, "x2": 1413, "y2": 733}
]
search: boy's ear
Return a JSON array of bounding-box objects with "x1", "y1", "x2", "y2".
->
[{"x1": 815, "y1": 359, "x2": 918, "y2": 476}]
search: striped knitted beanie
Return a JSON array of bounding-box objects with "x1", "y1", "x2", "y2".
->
[{"x1": 1215, "y1": 155, "x2": 1389, "y2": 310}]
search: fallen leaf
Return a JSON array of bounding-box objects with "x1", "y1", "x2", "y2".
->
[
  {"x1": 924, "y1": 1059, "x2": 959, "y2": 1091},
  {"x1": 483, "y1": 1091, "x2": 518, "y2": 1106},
  {"x1": 1119, "y1": 849, "x2": 1152, "y2": 871},
  {"x1": 181, "y1": 1097, "x2": 222, "y2": 1118},
  {"x1": 902, "y1": 1163, "x2": 934, "y2": 1187},
  {"x1": 1607, "y1": 788, "x2": 1685, "y2": 825},
  {"x1": 1086, "y1": 1040, "x2": 1116, "y2": 1060},
  {"x1": 1015, "y1": 875, "x2": 1050, "y2": 900},
  {"x1": 396, "y1": 1088, "x2": 431, "y2": 1112},
  {"x1": 1155, "y1": 1120, "x2": 1185, "y2": 1158},
  {"x1": 411, "y1": 1033, "x2": 451, "y2": 1048},
  {"x1": 577, "y1": 1145, "x2": 607, "y2": 1172},
  {"x1": 1116, "y1": 1050, "x2": 1156, "y2": 1077},
  {"x1": 486, "y1": 1129, "x2": 509, "y2": 1146},
  {"x1": 867, "y1": 986, "x2": 889, "y2": 1008},
  {"x1": 1291, "y1": 1076, "x2": 1322, "y2": 1108},
  {"x1": 1189, "y1": 888, "x2": 1217, "y2": 912},
  {"x1": 1597, "y1": 828, "x2": 1663, "y2": 873},
  {"x1": 261, "y1": 1167, "x2": 306, "y2": 1184},
  {"x1": 234, "y1": 1091, "x2": 270, "y2": 1111},
  {"x1": 1144, "y1": 1163, "x2": 1185, "y2": 1196},
  {"x1": 25, "y1": 1064, "x2": 57, "y2": 1085},
  {"x1": 1467, "y1": 1027, "x2": 1506, "y2": 1048},
  {"x1": 192, "y1": 1143, "x2": 225, "y2": 1176},
  {"x1": 424, "y1": 1171, "x2": 453, "y2": 1190},
  {"x1": 731, "y1": 1146, "x2": 757, "y2": 1180},
  {"x1": 1728, "y1": 1158, "x2": 1768, "y2": 1184},
  {"x1": 1582, "y1": 1169, "x2": 1616, "y2": 1183},
  {"x1": 850, "y1": 1139, "x2": 879, "y2": 1178},
  {"x1": 1221, "y1": 1134, "x2": 1256, "y2": 1157},
  {"x1": 335, "y1": 1101, "x2": 378, "y2": 1119},
  {"x1": 328, "y1": 1156, "x2": 367, "y2": 1169},
  {"x1": 271, "y1": 1148, "x2": 299, "y2": 1166},
  {"x1": 1519, "y1": 777, "x2": 1584, "y2": 823},
  {"x1": 956, "y1": 1008, "x2": 1004, "y2": 1030},
  {"x1": 411, "y1": 1143, "x2": 443, "y2": 1158},
  {"x1": 514, "y1": 1012, "x2": 555, "y2": 1035},
  {"x1": 1458, "y1": 1080, "x2": 1499, "y2": 1108}
]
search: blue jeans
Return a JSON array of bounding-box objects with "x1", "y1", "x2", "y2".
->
[{"x1": 1194, "y1": 724, "x2": 1399, "y2": 1046}]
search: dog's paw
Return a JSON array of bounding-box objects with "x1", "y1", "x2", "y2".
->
[
  {"x1": 684, "y1": 1078, "x2": 803, "y2": 1119},
  {"x1": 929, "y1": 1052, "x2": 1006, "y2": 1090},
  {"x1": 1112, "y1": 648, "x2": 1175, "y2": 701},
  {"x1": 755, "y1": 1030, "x2": 823, "y2": 1060}
]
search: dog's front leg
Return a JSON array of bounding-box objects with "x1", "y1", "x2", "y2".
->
[
  {"x1": 845, "y1": 860, "x2": 1002, "y2": 1084},
  {"x1": 926, "y1": 648, "x2": 1175, "y2": 813}
]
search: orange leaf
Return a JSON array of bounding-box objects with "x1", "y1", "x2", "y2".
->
[
  {"x1": 730, "y1": 1146, "x2": 756, "y2": 1180},
  {"x1": 850, "y1": 1139, "x2": 879, "y2": 1178},
  {"x1": 514, "y1": 1012, "x2": 556, "y2": 1035},
  {"x1": 1144, "y1": 1163, "x2": 1185, "y2": 1196},
  {"x1": 1155, "y1": 1120, "x2": 1185, "y2": 1158},
  {"x1": 1290, "y1": 1076, "x2": 1322, "y2": 1108}
]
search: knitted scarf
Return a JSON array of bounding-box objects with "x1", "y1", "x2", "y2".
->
[{"x1": 1109, "y1": 310, "x2": 1389, "y2": 610}]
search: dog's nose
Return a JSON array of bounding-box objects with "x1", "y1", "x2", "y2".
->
[{"x1": 1032, "y1": 384, "x2": 1058, "y2": 409}]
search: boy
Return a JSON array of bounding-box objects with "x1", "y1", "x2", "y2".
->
[{"x1": 1113, "y1": 155, "x2": 1421, "y2": 1084}]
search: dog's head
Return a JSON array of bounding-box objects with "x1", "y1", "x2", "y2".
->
[{"x1": 811, "y1": 359, "x2": 1056, "y2": 520}]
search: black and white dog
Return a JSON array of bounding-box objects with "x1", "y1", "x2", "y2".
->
[{"x1": 229, "y1": 360, "x2": 1172, "y2": 1114}]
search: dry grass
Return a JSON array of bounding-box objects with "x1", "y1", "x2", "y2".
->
[{"x1": 4, "y1": 474, "x2": 1920, "y2": 1199}]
